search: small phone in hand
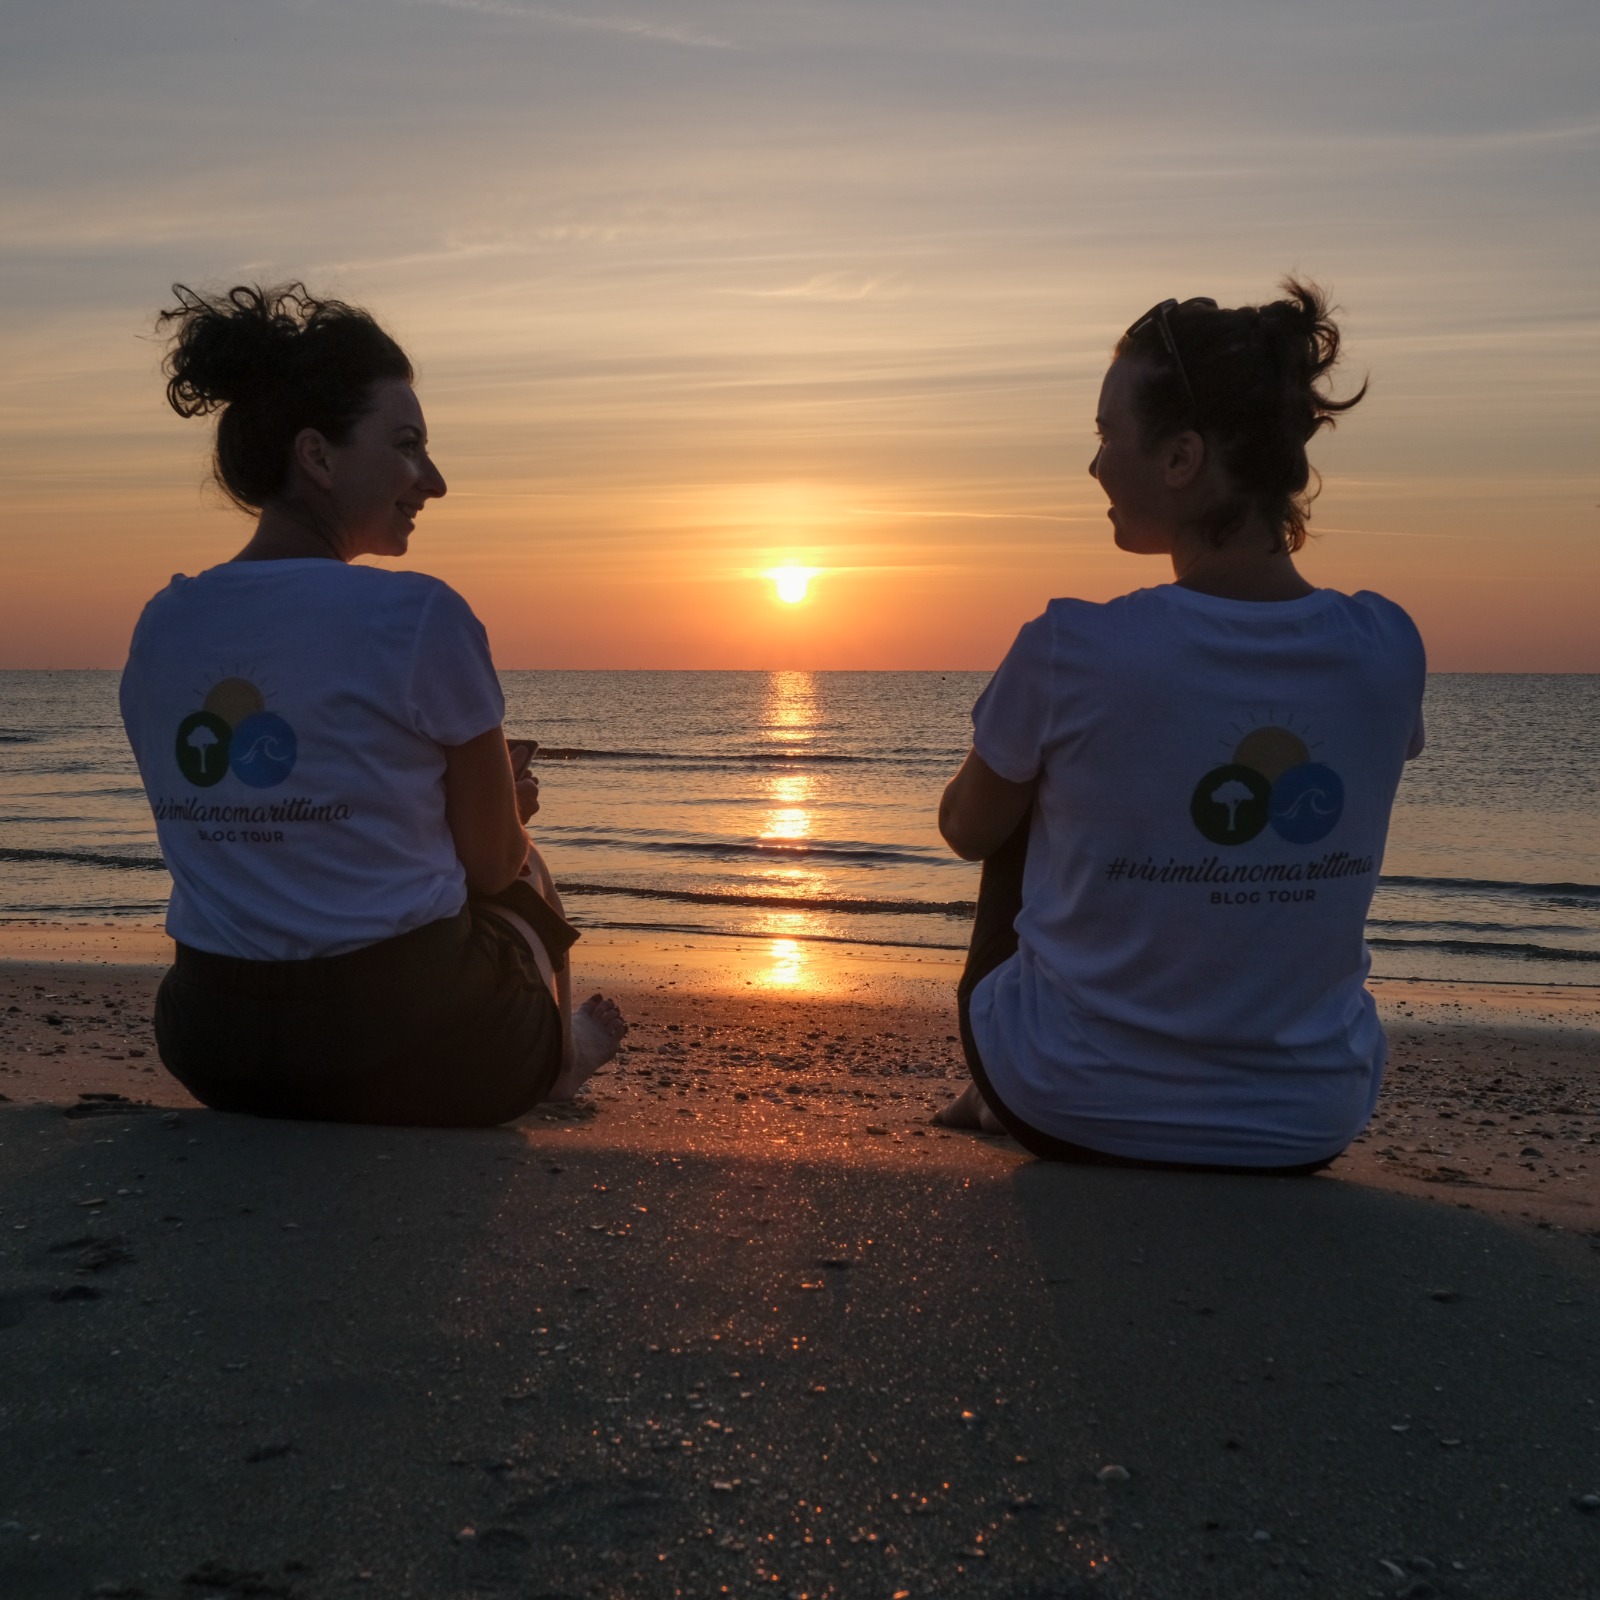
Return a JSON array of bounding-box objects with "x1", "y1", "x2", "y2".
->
[{"x1": 507, "y1": 738, "x2": 539, "y2": 779}]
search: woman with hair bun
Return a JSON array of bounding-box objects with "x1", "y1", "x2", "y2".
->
[
  {"x1": 119, "y1": 283, "x2": 626, "y2": 1126},
  {"x1": 937, "y1": 280, "x2": 1425, "y2": 1172}
]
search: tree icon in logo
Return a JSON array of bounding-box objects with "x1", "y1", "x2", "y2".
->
[
  {"x1": 1190, "y1": 763, "x2": 1271, "y2": 844},
  {"x1": 175, "y1": 711, "x2": 232, "y2": 788}
]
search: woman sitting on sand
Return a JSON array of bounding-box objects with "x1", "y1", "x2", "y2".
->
[
  {"x1": 119, "y1": 283, "x2": 625, "y2": 1126},
  {"x1": 937, "y1": 281, "x2": 1424, "y2": 1172}
]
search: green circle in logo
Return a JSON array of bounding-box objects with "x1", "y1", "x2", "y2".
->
[
  {"x1": 175, "y1": 710, "x2": 233, "y2": 788},
  {"x1": 1191, "y1": 763, "x2": 1272, "y2": 845}
]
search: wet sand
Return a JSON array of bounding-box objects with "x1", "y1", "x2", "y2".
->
[{"x1": 1, "y1": 922, "x2": 1597, "y2": 1597}]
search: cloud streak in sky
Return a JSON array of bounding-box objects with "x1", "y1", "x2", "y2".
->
[
  {"x1": 418, "y1": 0, "x2": 738, "y2": 50},
  {"x1": 724, "y1": 274, "x2": 903, "y2": 302}
]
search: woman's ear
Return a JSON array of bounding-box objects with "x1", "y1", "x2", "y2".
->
[
  {"x1": 292, "y1": 427, "x2": 335, "y2": 490},
  {"x1": 1161, "y1": 428, "x2": 1207, "y2": 491}
]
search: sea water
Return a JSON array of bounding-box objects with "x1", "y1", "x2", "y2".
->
[{"x1": 0, "y1": 669, "x2": 1595, "y2": 988}]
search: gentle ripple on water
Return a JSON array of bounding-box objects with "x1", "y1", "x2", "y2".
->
[{"x1": 0, "y1": 668, "x2": 1596, "y2": 985}]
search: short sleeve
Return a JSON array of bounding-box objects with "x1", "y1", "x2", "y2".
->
[
  {"x1": 971, "y1": 613, "x2": 1055, "y2": 783},
  {"x1": 404, "y1": 582, "x2": 506, "y2": 745}
]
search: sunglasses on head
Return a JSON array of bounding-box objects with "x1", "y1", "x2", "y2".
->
[{"x1": 1124, "y1": 297, "x2": 1218, "y2": 418}]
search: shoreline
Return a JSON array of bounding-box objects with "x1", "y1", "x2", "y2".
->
[
  {"x1": 2, "y1": 914, "x2": 1597, "y2": 991},
  {"x1": 1, "y1": 919, "x2": 1595, "y2": 1238}
]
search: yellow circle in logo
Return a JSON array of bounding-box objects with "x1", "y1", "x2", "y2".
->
[
  {"x1": 1233, "y1": 725, "x2": 1309, "y2": 783},
  {"x1": 202, "y1": 677, "x2": 265, "y2": 729}
]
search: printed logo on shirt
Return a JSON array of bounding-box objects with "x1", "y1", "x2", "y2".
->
[
  {"x1": 1190, "y1": 721, "x2": 1343, "y2": 846},
  {"x1": 174, "y1": 676, "x2": 298, "y2": 790}
]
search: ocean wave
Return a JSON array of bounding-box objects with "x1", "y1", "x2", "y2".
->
[
  {"x1": 577, "y1": 918, "x2": 967, "y2": 952},
  {"x1": 556, "y1": 881, "x2": 976, "y2": 918},
  {"x1": 1365, "y1": 917, "x2": 1592, "y2": 937},
  {"x1": 551, "y1": 834, "x2": 938, "y2": 867},
  {"x1": 1366, "y1": 935, "x2": 1600, "y2": 964},
  {"x1": 1376, "y1": 874, "x2": 1600, "y2": 903},
  {"x1": 0, "y1": 846, "x2": 166, "y2": 872},
  {"x1": 0, "y1": 902, "x2": 167, "y2": 919},
  {"x1": 535, "y1": 746, "x2": 952, "y2": 767},
  {"x1": 0, "y1": 734, "x2": 38, "y2": 744}
]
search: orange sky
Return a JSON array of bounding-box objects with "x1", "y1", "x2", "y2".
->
[{"x1": 3, "y1": 0, "x2": 1596, "y2": 672}]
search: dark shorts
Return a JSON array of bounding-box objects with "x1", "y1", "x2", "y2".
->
[
  {"x1": 155, "y1": 902, "x2": 564, "y2": 1128},
  {"x1": 958, "y1": 818, "x2": 1336, "y2": 1177}
]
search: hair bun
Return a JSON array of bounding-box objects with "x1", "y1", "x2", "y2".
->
[
  {"x1": 155, "y1": 280, "x2": 412, "y2": 510},
  {"x1": 158, "y1": 283, "x2": 319, "y2": 418}
]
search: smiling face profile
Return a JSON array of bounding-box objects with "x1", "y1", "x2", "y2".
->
[
  {"x1": 1088, "y1": 357, "x2": 1196, "y2": 556},
  {"x1": 295, "y1": 378, "x2": 448, "y2": 559}
]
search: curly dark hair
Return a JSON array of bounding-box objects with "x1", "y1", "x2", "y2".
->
[
  {"x1": 158, "y1": 282, "x2": 413, "y2": 510},
  {"x1": 1115, "y1": 278, "x2": 1366, "y2": 554}
]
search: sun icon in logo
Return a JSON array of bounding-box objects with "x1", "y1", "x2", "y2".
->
[{"x1": 1190, "y1": 717, "x2": 1343, "y2": 846}]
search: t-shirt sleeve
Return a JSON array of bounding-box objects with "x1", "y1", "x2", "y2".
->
[
  {"x1": 1357, "y1": 588, "x2": 1428, "y2": 762},
  {"x1": 1393, "y1": 597, "x2": 1427, "y2": 761},
  {"x1": 971, "y1": 613, "x2": 1055, "y2": 783},
  {"x1": 117, "y1": 589, "x2": 170, "y2": 772},
  {"x1": 404, "y1": 582, "x2": 506, "y2": 746}
]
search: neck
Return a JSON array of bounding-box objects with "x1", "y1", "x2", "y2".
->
[
  {"x1": 1169, "y1": 518, "x2": 1313, "y2": 602},
  {"x1": 233, "y1": 499, "x2": 349, "y2": 563}
]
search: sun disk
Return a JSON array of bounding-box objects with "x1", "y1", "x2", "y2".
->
[{"x1": 768, "y1": 565, "x2": 818, "y2": 604}]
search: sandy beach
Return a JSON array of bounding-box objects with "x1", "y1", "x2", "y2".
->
[{"x1": 2, "y1": 922, "x2": 1597, "y2": 1597}]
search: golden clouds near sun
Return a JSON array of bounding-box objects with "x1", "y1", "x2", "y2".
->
[{"x1": 768, "y1": 565, "x2": 819, "y2": 604}]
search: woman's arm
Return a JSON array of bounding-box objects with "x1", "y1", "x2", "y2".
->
[
  {"x1": 938, "y1": 748, "x2": 1037, "y2": 861},
  {"x1": 443, "y1": 727, "x2": 530, "y2": 894}
]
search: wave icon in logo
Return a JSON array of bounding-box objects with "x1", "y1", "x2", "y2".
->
[
  {"x1": 229, "y1": 712, "x2": 298, "y2": 788},
  {"x1": 1268, "y1": 762, "x2": 1344, "y2": 844},
  {"x1": 174, "y1": 678, "x2": 297, "y2": 789},
  {"x1": 1190, "y1": 724, "x2": 1343, "y2": 846}
]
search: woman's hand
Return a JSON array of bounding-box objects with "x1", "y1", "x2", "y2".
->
[{"x1": 515, "y1": 773, "x2": 541, "y2": 824}]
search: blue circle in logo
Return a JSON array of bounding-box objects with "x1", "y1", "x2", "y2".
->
[
  {"x1": 229, "y1": 711, "x2": 297, "y2": 788},
  {"x1": 1269, "y1": 762, "x2": 1344, "y2": 844}
]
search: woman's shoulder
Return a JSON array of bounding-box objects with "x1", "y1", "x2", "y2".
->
[
  {"x1": 1325, "y1": 588, "x2": 1426, "y2": 660},
  {"x1": 1027, "y1": 588, "x2": 1165, "y2": 641},
  {"x1": 1339, "y1": 586, "x2": 1418, "y2": 625},
  {"x1": 1022, "y1": 584, "x2": 1422, "y2": 662},
  {"x1": 155, "y1": 559, "x2": 472, "y2": 609},
  {"x1": 996, "y1": 593, "x2": 1145, "y2": 660},
  {"x1": 329, "y1": 563, "x2": 476, "y2": 616},
  {"x1": 130, "y1": 563, "x2": 484, "y2": 663}
]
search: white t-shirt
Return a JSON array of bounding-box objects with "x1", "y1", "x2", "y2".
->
[
  {"x1": 120, "y1": 560, "x2": 505, "y2": 960},
  {"x1": 968, "y1": 584, "x2": 1426, "y2": 1167}
]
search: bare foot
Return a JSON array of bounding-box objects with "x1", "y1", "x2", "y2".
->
[
  {"x1": 548, "y1": 993, "x2": 628, "y2": 1101},
  {"x1": 933, "y1": 1081, "x2": 1007, "y2": 1134}
]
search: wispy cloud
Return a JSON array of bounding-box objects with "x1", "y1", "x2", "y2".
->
[
  {"x1": 419, "y1": 0, "x2": 737, "y2": 50},
  {"x1": 725, "y1": 273, "x2": 903, "y2": 303},
  {"x1": 847, "y1": 507, "x2": 1093, "y2": 525}
]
